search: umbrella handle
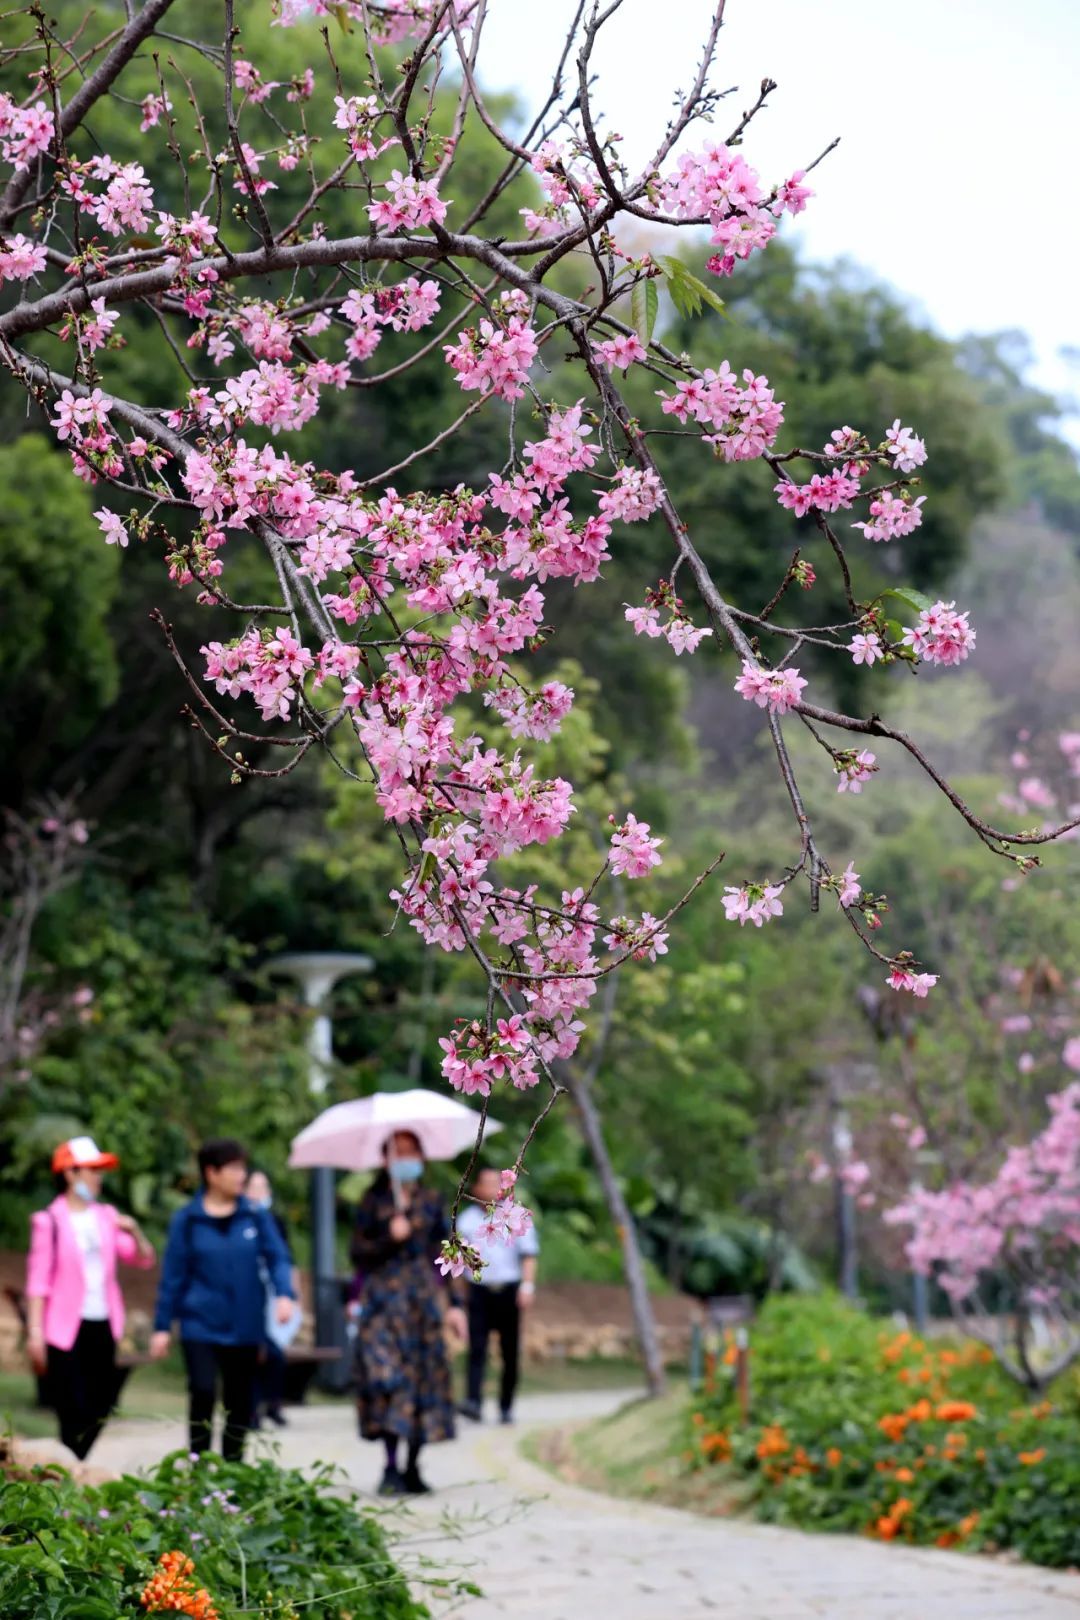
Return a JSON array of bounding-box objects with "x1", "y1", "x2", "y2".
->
[{"x1": 386, "y1": 1143, "x2": 405, "y2": 1213}]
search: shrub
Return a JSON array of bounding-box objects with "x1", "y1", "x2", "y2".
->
[
  {"x1": 0, "y1": 1450, "x2": 433, "y2": 1619},
  {"x1": 690, "y1": 1293, "x2": 1080, "y2": 1568}
]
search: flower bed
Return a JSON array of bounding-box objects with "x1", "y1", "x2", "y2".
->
[
  {"x1": 0, "y1": 1450, "x2": 434, "y2": 1619},
  {"x1": 691, "y1": 1294, "x2": 1080, "y2": 1568}
]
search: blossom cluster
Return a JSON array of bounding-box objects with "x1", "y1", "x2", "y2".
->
[
  {"x1": 658, "y1": 141, "x2": 810, "y2": 277},
  {"x1": 625, "y1": 576, "x2": 712, "y2": 656},
  {"x1": 902, "y1": 600, "x2": 976, "y2": 667},
  {"x1": 0, "y1": 94, "x2": 53, "y2": 170},
  {"x1": 444, "y1": 291, "x2": 538, "y2": 400},
  {"x1": 657, "y1": 363, "x2": 784, "y2": 461},
  {"x1": 734, "y1": 659, "x2": 807, "y2": 715}
]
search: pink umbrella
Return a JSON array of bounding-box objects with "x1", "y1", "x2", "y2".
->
[{"x1": 287, "y1": 1088, "x2": 501, "y2": 1171}]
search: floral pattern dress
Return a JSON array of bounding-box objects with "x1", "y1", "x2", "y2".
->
[{"x1": 351, "y1": 1181, "x2": 455, "y2": 1445}]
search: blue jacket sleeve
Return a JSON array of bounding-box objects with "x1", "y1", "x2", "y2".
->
[
  {"x1": 153, "y1": 1207, "x2": 189, "y2": 1332},
  {"x1": 257, "y1": 1207, "x2": 295, "y2": 1298}
]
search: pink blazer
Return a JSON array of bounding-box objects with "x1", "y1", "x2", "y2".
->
[{"x1": 26, "y1": 1196, "x2": 155, "y2": 1351}]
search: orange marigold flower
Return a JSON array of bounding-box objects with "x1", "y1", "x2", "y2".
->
[
  {"x1": 825, "y1": 1447, "x2": 843, "y2": 1468},
  {"x1": 895, "y1": 1467, "x2": 914, "y2": 1483},
  {"x1": 702, "y1": 1429, "x2": 731, "y2": 1461},
  {"x1": 1018, "y1": 1448, "x2": 1045, "y2": 1466},
  {"x1": 907, "y1": 1398, "x2": 933, "y2": 1422},
  {"x1": 936, "y1": 1531, "x2": 958, "y2": 1548},
  {"x1": 958, "y1": 1512, "x2": 980, "y2": 1537},
  {"x1": 935, "y1": 1400, "x2": 976, "y2": 1422},
  {"x1": 755, "y1": 1424, "x2": 789, "y2": 1459},
  {"x1": 877, "y1": 1412, "x2": 909, "y2": 1443}
]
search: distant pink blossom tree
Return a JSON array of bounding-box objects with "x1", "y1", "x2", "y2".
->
[{"x1": 887, "y1": 1085, "x2": 1080, "y2": 1392}]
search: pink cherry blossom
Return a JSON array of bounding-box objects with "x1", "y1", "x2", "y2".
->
[
  {"x1": 609, "y1": 813, "x2": 662, "y2": 879},
  {"x1": 835, "y1": 749, "x2": 877, "y2": 794},
  {"x1": 837, "y1": 862, "x2": 861, "y2": 908},
  {"x1": 849, "y1": 632, "x2": 882, "y2": 666},
  {"x1": 884, "y1": 418, "x2": 927, "y2": 473},
  {"x1": 722, "y1": 883, "x2": 784, "y2": 928},
  {"x1": 734, "y1": 659, "x2": 807, "y2": 716},
  {"x1": 901, "y1": 600, "x2": 976, "y2": 667}
]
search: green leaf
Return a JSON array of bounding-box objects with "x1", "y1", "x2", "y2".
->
[
  {"x1": 880, "y1": 586, "x2": 934, "y2": 617},
  {"x1": 659, "y1": 256, "x2": 727, "y2": 321},
  {"x1": 630, "y1": 277, "x2": 659, "y2": 348}
]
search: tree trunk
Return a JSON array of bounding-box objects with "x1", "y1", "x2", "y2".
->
[{"x1": 560, "y1": 1064, "x2": 667, "y2": 1397}]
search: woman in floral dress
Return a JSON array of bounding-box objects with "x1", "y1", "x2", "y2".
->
[{"x1": 352, "y1": 1130, "x2": 465, "y2": 1495}]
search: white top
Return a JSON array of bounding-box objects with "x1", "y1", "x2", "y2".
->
[
  {"x1": 69, "y1": 1205, "x2": 108, "y2": 1320},
  {"x1": 457, "y1": 1203, "x2": 539, "y2": 1287}
]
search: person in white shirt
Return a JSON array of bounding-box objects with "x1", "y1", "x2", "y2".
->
[{"x1": 454, "y1": 1166, "x2": 539, "y2": 1424}]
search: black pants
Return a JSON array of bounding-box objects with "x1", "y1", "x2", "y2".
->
[
  {"x1": 466, "y1": 1283, "x2": 520, "y2": 1414},
  {"x1": 253, "y1": 1339, "x2": 286, "y2": 1418},
  {"x1": 47, "y1": 1320, "x2": 117, "y2": 1460},
  {"x1": 182, "y1": 1340, "x2": 259, "y2": 1462}
]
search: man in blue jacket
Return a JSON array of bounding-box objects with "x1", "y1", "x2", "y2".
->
[{"x1": 150, "y1": 1138, "x2": 297, "y2": 1461}]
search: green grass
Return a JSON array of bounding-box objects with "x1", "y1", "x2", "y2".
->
[
  {"x1": 525, "y1": 1379, "x2": 746, "y2": 1514},
  {"x1": 0, "y1": 1354, "x2": 189, "y2": 1444}
]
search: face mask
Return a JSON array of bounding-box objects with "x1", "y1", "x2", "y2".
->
[
  {"x1": 254, "y1": 1194, "x2": 273, "y2": 1210},
  {"x1": 72, "y1": 1179, "x2": 97, "y2": 1203},
  {"x1": 389, "y1": 1157, "x2": 423, "y2": 1183}
]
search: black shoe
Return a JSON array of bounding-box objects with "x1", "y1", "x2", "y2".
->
[
  {"x1": 500, "y1": 1409, "x2": 515, "y2": 1425},
  {"x1": 266, "y1": 1408, "x2": 288, "y2": 1428},
  {"x1": 378, "y1": 1466, "x2": 407, "y2": 1497},
  {"x1": 402, "y1": 1464, "x2": 431, "y2": 1495},
  {"x1": 458, "y1": 1399, "x2": 482, "y2": 1422}
]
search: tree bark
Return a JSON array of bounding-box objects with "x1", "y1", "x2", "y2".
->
[{"x1": 560, "y1": 1064, "x2": 667, "y2": 1397}]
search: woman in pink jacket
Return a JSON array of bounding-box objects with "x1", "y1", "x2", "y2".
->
[{"x1": 26, "y1": 1136, "x2": 155, "y2": 1459}]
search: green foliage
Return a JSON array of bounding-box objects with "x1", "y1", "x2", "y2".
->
[
  {"x1": 691, "y1": 1294, "x2": 1080, "y2": 1567},
  {"x1": 658, "y1": 257, "x2": 726, "y2": 322},
  {"x1": 0, "y1": 1451, "x2": 432, "y2": 1618},
  {"x1": 0, "y1": 436, "x2": 120, "y2": 795},
  {"x1": 0, "y1": 876, "x2": 311, "y2": 1245}
]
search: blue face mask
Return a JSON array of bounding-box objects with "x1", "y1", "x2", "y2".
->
[
  {"x1": 389, "y1": 1157, "x2": 423, "y2": 1183},
  {"x1": 253, "y1": 1194, "x2": 273, "y2": 1210},
  {"x1": 72, "y1": 1179, "x2": 97, "y2": 1203}
]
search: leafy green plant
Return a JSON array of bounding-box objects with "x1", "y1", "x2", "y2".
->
[
  {"x1": 690, "y1": 1294, "x2": 1080, "y2": 1567},
  {"x1": 0, "y1": 1450, "x2": 437, "y2": 1619}
]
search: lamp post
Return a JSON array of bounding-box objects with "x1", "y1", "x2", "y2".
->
[
  {"x1": 910, "y1": 1147, "x2": 942, "y2": 1332},
  {"x1": 832, "y1": 1109, "x2": 859, "y2": 1301},
  {"x1": 268, "y1": 952, "x2": 373, "y2": 1357}
]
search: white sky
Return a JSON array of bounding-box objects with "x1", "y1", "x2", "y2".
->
[{"x1": 479, "y1": 0, "x2": 1080, "y2": 441}]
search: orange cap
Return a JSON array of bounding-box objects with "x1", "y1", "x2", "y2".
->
[{"x1": 52, "y1": 1135, "x2": 119, "y2": 1173}]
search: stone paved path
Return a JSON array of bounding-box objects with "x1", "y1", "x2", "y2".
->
[{"x1": 69, "y1": 1390, "x2": 1080, "y2": 1619}]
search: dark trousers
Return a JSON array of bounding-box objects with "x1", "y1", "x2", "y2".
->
[
  {"x1": 253, "y1": 1339, "x2": 286, "y2": 1418},
  {"x1": 182, "y1": 1340, "x2": 259, "y2": 1462},
  {"x1": 47, "y1": 1320, "x2": 117, "y2": 1460},
  {"x1": 466, "y1": 1283, "x2": 520, "y2": 1414}
]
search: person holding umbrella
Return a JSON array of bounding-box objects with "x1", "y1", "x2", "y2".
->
[
  {"x1": 25, "y1": 1135, "x2": 155, "y2": 1460},
  {"x1": 351, "y1": 1130, "x2": 466, "y2": 1496}
]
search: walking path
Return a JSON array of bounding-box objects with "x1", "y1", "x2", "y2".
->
[{"x1": 74, "y1": 1390, "x2": 1080, "y2": 1619}]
